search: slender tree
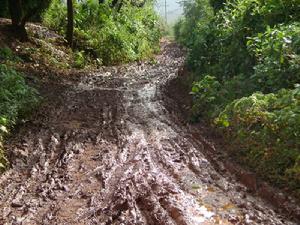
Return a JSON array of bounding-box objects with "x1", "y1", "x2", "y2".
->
[{"x1": 8, "y1": 0, "x2": 27, "y2": 40}]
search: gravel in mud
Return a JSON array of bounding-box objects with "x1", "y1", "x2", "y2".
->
[{"x1": 0, "y1": 41, "x2": 298, "y2": 225}]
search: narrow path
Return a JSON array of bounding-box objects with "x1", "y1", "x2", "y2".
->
[{"x1": 0, "y1": 41, "x2": 296, "y2": 225}]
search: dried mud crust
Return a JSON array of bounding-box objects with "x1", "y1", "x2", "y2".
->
[{"x1": 0, "y1": 41, "x2": 298, "y2": 225}]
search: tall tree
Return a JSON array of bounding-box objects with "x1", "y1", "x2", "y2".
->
[
  {"x1": 8, "y1": 0, "x2": 27, "y2": 40},
  {"x1": 66, "y1": 0, "x2": 74, "y2": 47}
]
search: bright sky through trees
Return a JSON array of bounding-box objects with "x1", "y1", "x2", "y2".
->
[{"x1": 155, "y1": 0, "x2": 183, "y2": 24}]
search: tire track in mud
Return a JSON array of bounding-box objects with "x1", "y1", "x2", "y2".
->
[{"x1": 0, "y1": 41, "x2": 298, "y2": 225}]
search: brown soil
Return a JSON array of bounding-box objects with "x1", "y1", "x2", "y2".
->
[{"x1": 0, "y1": 40, "x2": 299, "y2": 225}]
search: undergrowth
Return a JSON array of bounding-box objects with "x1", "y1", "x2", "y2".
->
[
  {"x1": 43, "y1": 0, "x2": 161, "y2": 66},
  {"x1": 176, "y1": 0, "x2": 300, "y2": 194}
]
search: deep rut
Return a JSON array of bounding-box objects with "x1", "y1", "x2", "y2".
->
[{"x1": 0, "y1": 41, "x2": 297, "y2": 225}]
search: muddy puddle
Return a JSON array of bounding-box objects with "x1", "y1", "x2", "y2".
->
[{"x1": 0, "y1": 41, "x2": 298, "y2": 225}]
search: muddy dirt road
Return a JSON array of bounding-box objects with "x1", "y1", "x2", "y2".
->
[{"x1": 0, "y1": 42, "x2": 297, "y2": 225}]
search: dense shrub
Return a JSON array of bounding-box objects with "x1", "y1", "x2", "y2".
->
[
  {"x1": 247, "y1": 23, "x2": 300, "y2": 92},
  {"x1": 0, "y1": 64, "x2": 39, "y2": 170},
  {"x1": 43, "y1": 0, "x2": 161, "y2": 65},
  {"x1": 174, "y1": 0, "x2": 213, "y2": 48},
  {"x1": 176, "y1": 0, "x2": 300, "y2": 192},
  {"x1": 191, "y1": 75, "x2": 222, "y2": 118},
  {"x1": 178, "y1": 0, "x2": 300, "y2": 82},
  {"x1": 216, "y1": 88, "x2": 300, "y2": 188},
  {"x1": 0, "y1": 47, "x2": 21, "y2": 62},
  {"x1": 191, "y1": 74, "x2": 256, "y2": 119}
]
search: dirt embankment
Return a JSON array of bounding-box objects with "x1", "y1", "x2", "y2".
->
[{"x1": 0, "y1": 40, "x2": 299, "y2": 225}]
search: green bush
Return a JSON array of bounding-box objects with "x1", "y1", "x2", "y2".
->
[
  {"x1": 43, "y1": 0, "x2": 161, "y2": 65},
  {"x1": 0, "y1": 47, "x2": 21, "y2": 62},
  {"x1": 191, "y1": 75, "x2": 222, "y2": 118},
  {"x1": 0, "y1": 64, "x2": 40, "y2": 171},
  {"x1": 73, "y1": 51, "x2": 86, "y2": 69},
  {"x1": 191, "y1": 74, "x2": 256, "y2": 119},
  {"x1": 177, "y1": 0, "x2": 300, "y2": 82},
  {"x1": 176, "y1": 0, "x2": 300, "y2": 193},
  {"x1": 216, "y1": 88, "x2": 300, "y2": 188},
  {"x1": 247, "y1": 23, "x2": 300, "y2": 92},
  {"x1": 42, "y1": 0, "x2": 67, "y2": 34},
  {"x1": 174, "y1": 0, "x2": 214, "y2": 49}
]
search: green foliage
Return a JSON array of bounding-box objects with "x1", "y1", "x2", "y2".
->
[
  {"x1": 0, "y1": 47, "x2": 21, "y2": 62},
  {"x1": 73, "y1": 51, "x2": 86, "y2": 69},
  {"x1": 43, "y1": 0, "x2": 161, "y2": 65},
  {"x1": 247, "y1": 23, "x2": 300, "y2": 92},
  {"x1": 191, "y1": 75, "x2": 222, "y2": 118},
  {"x1": 42, "y1": 0, "x2": 67, "y2": 34},
  {"x1": 0, "y1": 64, "x2": 40, "y2": 170},
  {"x1": 176, "y1": 0, "x2": 300, "y2": 192},
  {"x1": 216, "y1": 88, "x2": 300, "y2": 187},
  {"x1": 191, "y1": 74, "x2": 256, "y2": 119},
  {"x1": 174, "y1": 0, "x2": 214, "y2": 48},
  {"x1": 0, "y1": 47, "x2": 15, "y2": 61},
  {"x1": 177, "y1": 0, "x2": 300, "y2": 81}
]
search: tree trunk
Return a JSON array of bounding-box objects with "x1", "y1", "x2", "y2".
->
[
  {"x1": 8, "y1": 0, "x2": 22, "y2": 26},
  {"x1": 8, "y1": 0, "x2": 28, "y2": 41},
  {"x1": 66, "y1": 0, "x2": 74, "y2": 48}
]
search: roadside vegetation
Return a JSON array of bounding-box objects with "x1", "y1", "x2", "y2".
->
[
  {"x1": 0, "y1": 63, "x2": 39, "y2": 171},
  {"x1": 175, "y1": 0, "x2": 300, "y2": 194},
  {"x1": 43, "y1": 0, "x2": 160, "y2": 66}
]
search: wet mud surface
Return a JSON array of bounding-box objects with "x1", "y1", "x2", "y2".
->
[{"x1": 0, "y1": 42, "x2": 298, "y2": 225}]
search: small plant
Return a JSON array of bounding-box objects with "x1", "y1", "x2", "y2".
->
[
  {"x1": 0, "y1": 47, "x2": 21, "y2": 62},
  {"x1": 191, "y1": 75, "x2": 222, "y2": 118},
  {"x1": 73, "y1": 51, "x2": 86, "y2": 69}
]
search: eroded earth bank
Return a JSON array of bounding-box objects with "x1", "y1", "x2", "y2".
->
[{"x1": 0, "y1": 41, "x2": 298, "y2": 225}]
